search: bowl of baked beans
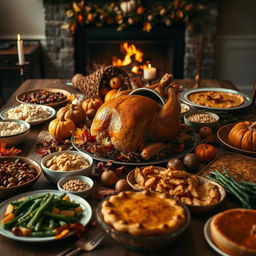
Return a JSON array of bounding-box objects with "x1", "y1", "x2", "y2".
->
[{"x1": 0, "y1": 156, "x2": 42, "y2": 198}]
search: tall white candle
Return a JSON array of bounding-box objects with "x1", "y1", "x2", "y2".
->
[
  {"x1": 143, "y1": 63, "x2": 156, "y2": 80},
  {"x1": 17, "y1": 34, "x2": 25, "y2": 65}
]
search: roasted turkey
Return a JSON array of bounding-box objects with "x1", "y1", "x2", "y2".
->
[{"x1": 90, "y1": 74, "x2": 181, "y2": 152}]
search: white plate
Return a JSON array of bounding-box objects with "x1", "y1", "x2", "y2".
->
[
  {"x1": 0, "y1": 104, "x2": 56, "y2": 125},
  {"x1": 0, "y1": 190, "x2": 92, "y2": 242},
  {"x1": 204, "y1": 217, "x2": 230, "y2": 256}
]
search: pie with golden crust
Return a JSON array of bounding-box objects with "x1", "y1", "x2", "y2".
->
[
  {"x1": 188, "y1": 91, "x2": 244, "y2": 108},
  {"x1": 100, "y1": 190, "x2": 187, "y2": 236},
  {"x1": 210, "y1": 209, "x2": 256, "y2": 256}
]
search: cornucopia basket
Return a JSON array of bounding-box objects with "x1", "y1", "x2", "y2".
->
[{"x1": 71, "y1": 65, "x2": 131, "y2": 99}]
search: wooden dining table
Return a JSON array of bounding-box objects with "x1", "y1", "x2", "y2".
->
[{"x1": 0, "y1": 78, "x2": 255, "y2": 256}]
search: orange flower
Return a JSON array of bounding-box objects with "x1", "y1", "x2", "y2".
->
[
  {"x1": 77, "y1": 14, "x2": 84, "y2": 23},
  {"x1": 136, "y1": 6, "x2": 145, "y2": 15},
  {"x1": 73, "y1": 2, "x2": 81, "y2": 12},
  {"x1": 143, "y1": 22, "x2": 152, "y2": 32},
  {"x1": 70, "y1": 23, "x2": 77, "y2": 33},
  {"x1": 87, "y1": 13, "x2": 95, "y2": 22},
  {"x1": 185, "y1": 4, "x2": 194, "y2": 11},
  {"x1": 176, "y1": 10, "x2": 184, "y2": 19}
]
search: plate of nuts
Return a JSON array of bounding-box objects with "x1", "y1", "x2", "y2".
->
[
  {"x1": 0, "y1": 156, "x2": 42, "y2": 199},
  {"x1": 16, "y1": 88, "x2": 71, "y2": 107},
  {"x1": 57, "y1": 175, "x2": 94, "y2": 198},
  {"x1": 184, "y1": 111, "x2": 220, "y2": 130}
]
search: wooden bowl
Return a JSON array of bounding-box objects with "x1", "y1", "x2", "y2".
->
[
  {"x1": 217, "y1": 123, "x2": 256, "y2": 157},
  {"x1": 0, "y1": 156, "x2": 42, "y2": 199},
  {"x1": 127, "y1": 167, "x2": 226, "y2": 213},
  {"x1": 16, "y1": 88, "x2": 71, "y2": 107}
]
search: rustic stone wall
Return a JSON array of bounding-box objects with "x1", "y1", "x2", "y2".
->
[
  {"x1": 42, "y1": 1, "x2": 217, "y2": 79},
  {"x1": 42, "y1": 1, "x2": 74, "y2": 78},
  {"x1": 184, "y1": 2, "x2": 218, "y2": 79}
]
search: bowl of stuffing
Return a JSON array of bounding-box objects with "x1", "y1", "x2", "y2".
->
[{"x1": 41, "y1": 151, "x2": 93, "y2": 183}]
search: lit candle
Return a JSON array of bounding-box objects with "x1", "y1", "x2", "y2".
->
[
  {"x1": 143, "y1": 64, "x2": 156, "y2": 80},
  {"x1": 17, "y1": 34, "x2": 25, "y2": 65}
]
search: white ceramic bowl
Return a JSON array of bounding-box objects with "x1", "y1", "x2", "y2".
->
[
  {"x1": 41, "y1": 150, "x2": 93, "y2": 184},
  {"x1": 0, "y1": 120, "x2": 30, "y2": 146},
  {"x1": 57, "y1": 175, "x2": 94, "y2": 198},
  {"x1": 0, "y1": 104, "x2": 56, "y2": 126}
]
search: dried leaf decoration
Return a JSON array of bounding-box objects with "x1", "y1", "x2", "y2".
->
[
  {"x1": 73, "y1": 127, "x2": 96, "y2": 145},
  {"x1": 37, "y1": 139, "x2": 72, "y2": 157},
  {"x1": 0, "y1": 143, "x2": 21, "y2": 156}
]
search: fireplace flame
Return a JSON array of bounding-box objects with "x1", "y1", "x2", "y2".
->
[{"x1": 112, "y1": 42, "x2": 144, "y2": 67}]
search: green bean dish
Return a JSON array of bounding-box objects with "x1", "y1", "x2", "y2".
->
[{"x1": 0, "y1": 192, "x2": 88, "y2": 239}]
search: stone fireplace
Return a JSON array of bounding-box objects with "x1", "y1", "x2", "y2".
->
[
  {"x1": 74, "y1": 24, "x2": 185, "y2": 78},
  {"x1": 42, "y1": 1, "x2": 218, "y2": 79}
]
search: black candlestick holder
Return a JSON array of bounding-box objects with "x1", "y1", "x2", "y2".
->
[{"x1": 16, "y1": 62, "x2": 30, "y2": 83}]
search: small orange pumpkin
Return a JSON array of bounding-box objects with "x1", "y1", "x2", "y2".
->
[
  {"x1": 195, "y1": 143, "x2": 216, "y2": 162},
  {"x1": 228, "y1": 121, "x2": 256, "y2": 151},
  {"x1": 48, "y1": 116, "x2": 76, "y2": 139},
  {"x1": 57, "y1": 104, "x2": 85, "y2": 126},
  {"x1": 104, "y1": 89, "x2": 118, "y2": 102},
  {"x1": 82, "y1": 98, "x2": 103, "y2": 113}
]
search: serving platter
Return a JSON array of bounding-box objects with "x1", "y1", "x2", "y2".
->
[
  {"x1": 127, "y1": 168, "x2": 226, "y2": 213},
  {"x1": 0, "y1": 190, "x2": 92, "y2": 242},
  {"x1": 71, "y1": 134, "x2": 197, "y2": 166},
  {"x1": 204, "y1": 217, "x2": 229, "y2": 256},
  {"x1": 217, "y1": 123, "x2": 256, "y2": 156},
  {"x1": 0, "y1": 104, "x2": 56, "y2": 125},
  {"x1": 16, "y1": 88, "x2": 71, "y2": 107},
  {"x1": 180, "y1": 88, "x2": 251, "y2": 111}
]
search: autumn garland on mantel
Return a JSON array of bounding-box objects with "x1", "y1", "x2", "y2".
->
[{"x1": 64, "y1": 0, "x2": 205, "y2": 33}]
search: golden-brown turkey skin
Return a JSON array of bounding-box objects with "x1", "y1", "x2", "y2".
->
[{"x1": 90, "y1": 90, "x2": 180, "y2": 152}]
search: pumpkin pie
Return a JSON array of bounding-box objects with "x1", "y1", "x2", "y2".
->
[
  {"x1": 101, "y1": 190, "x2": 187, "y2": 236},
  {"x1": 188, "y1": 91, "x2": 244, "y2": 108},
  {"x1": 210, "y1": 209, "x2": 256, "y2": 256}
]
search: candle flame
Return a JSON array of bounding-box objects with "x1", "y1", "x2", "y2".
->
[
  {"x1": 148, "y1": 63, "x2": 151, "y2": 69},
  {"x1": 17, "y1": 34, "x2": 21, "y2": 40}
]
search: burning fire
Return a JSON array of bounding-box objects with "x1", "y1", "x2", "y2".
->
[
  {"x1": 112, "y1": 42, "x2": 150, "y2": 75},
  {"x1": 112, "y1": 42, "x2": 143, "y2": 66}
]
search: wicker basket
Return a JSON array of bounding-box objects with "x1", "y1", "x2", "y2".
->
[{"x1": 72, "y1": 66, "x2": 131, "y2": 99}]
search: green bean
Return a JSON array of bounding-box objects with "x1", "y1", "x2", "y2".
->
[
  {"x1": 42, "y1": 211, "x2": 78, "y2": 222},
  {"x1": 208, "y1": 170, "x2": 252, "y2": 209},
  {"x1": 30, "y1": 230, "x2": 55, "y2": 237},
  {"x1": 34, "y1": 216, "x2": 45, "y2": 232},
  {"x1": 11, "y1": 194, "x2": 45, "y2": 207},
  {"x1": 14, "y1": 198, "x2": 35, "y2": 216},
  {"x1": 51, "y1": 199, "x2": 80, "y2": 209},
  {"x1": 49, "y1": 219, "x2": 55, "y2": 229},
  {"x1": 28, "y1": 194, "x2": 54, "y2": 227},
  {"x1": 17, "y1": 199, "x2": 41, "y2": 221},
  {"x1": 56, "y1": 193, "x2": 66, "y2": 200}
]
